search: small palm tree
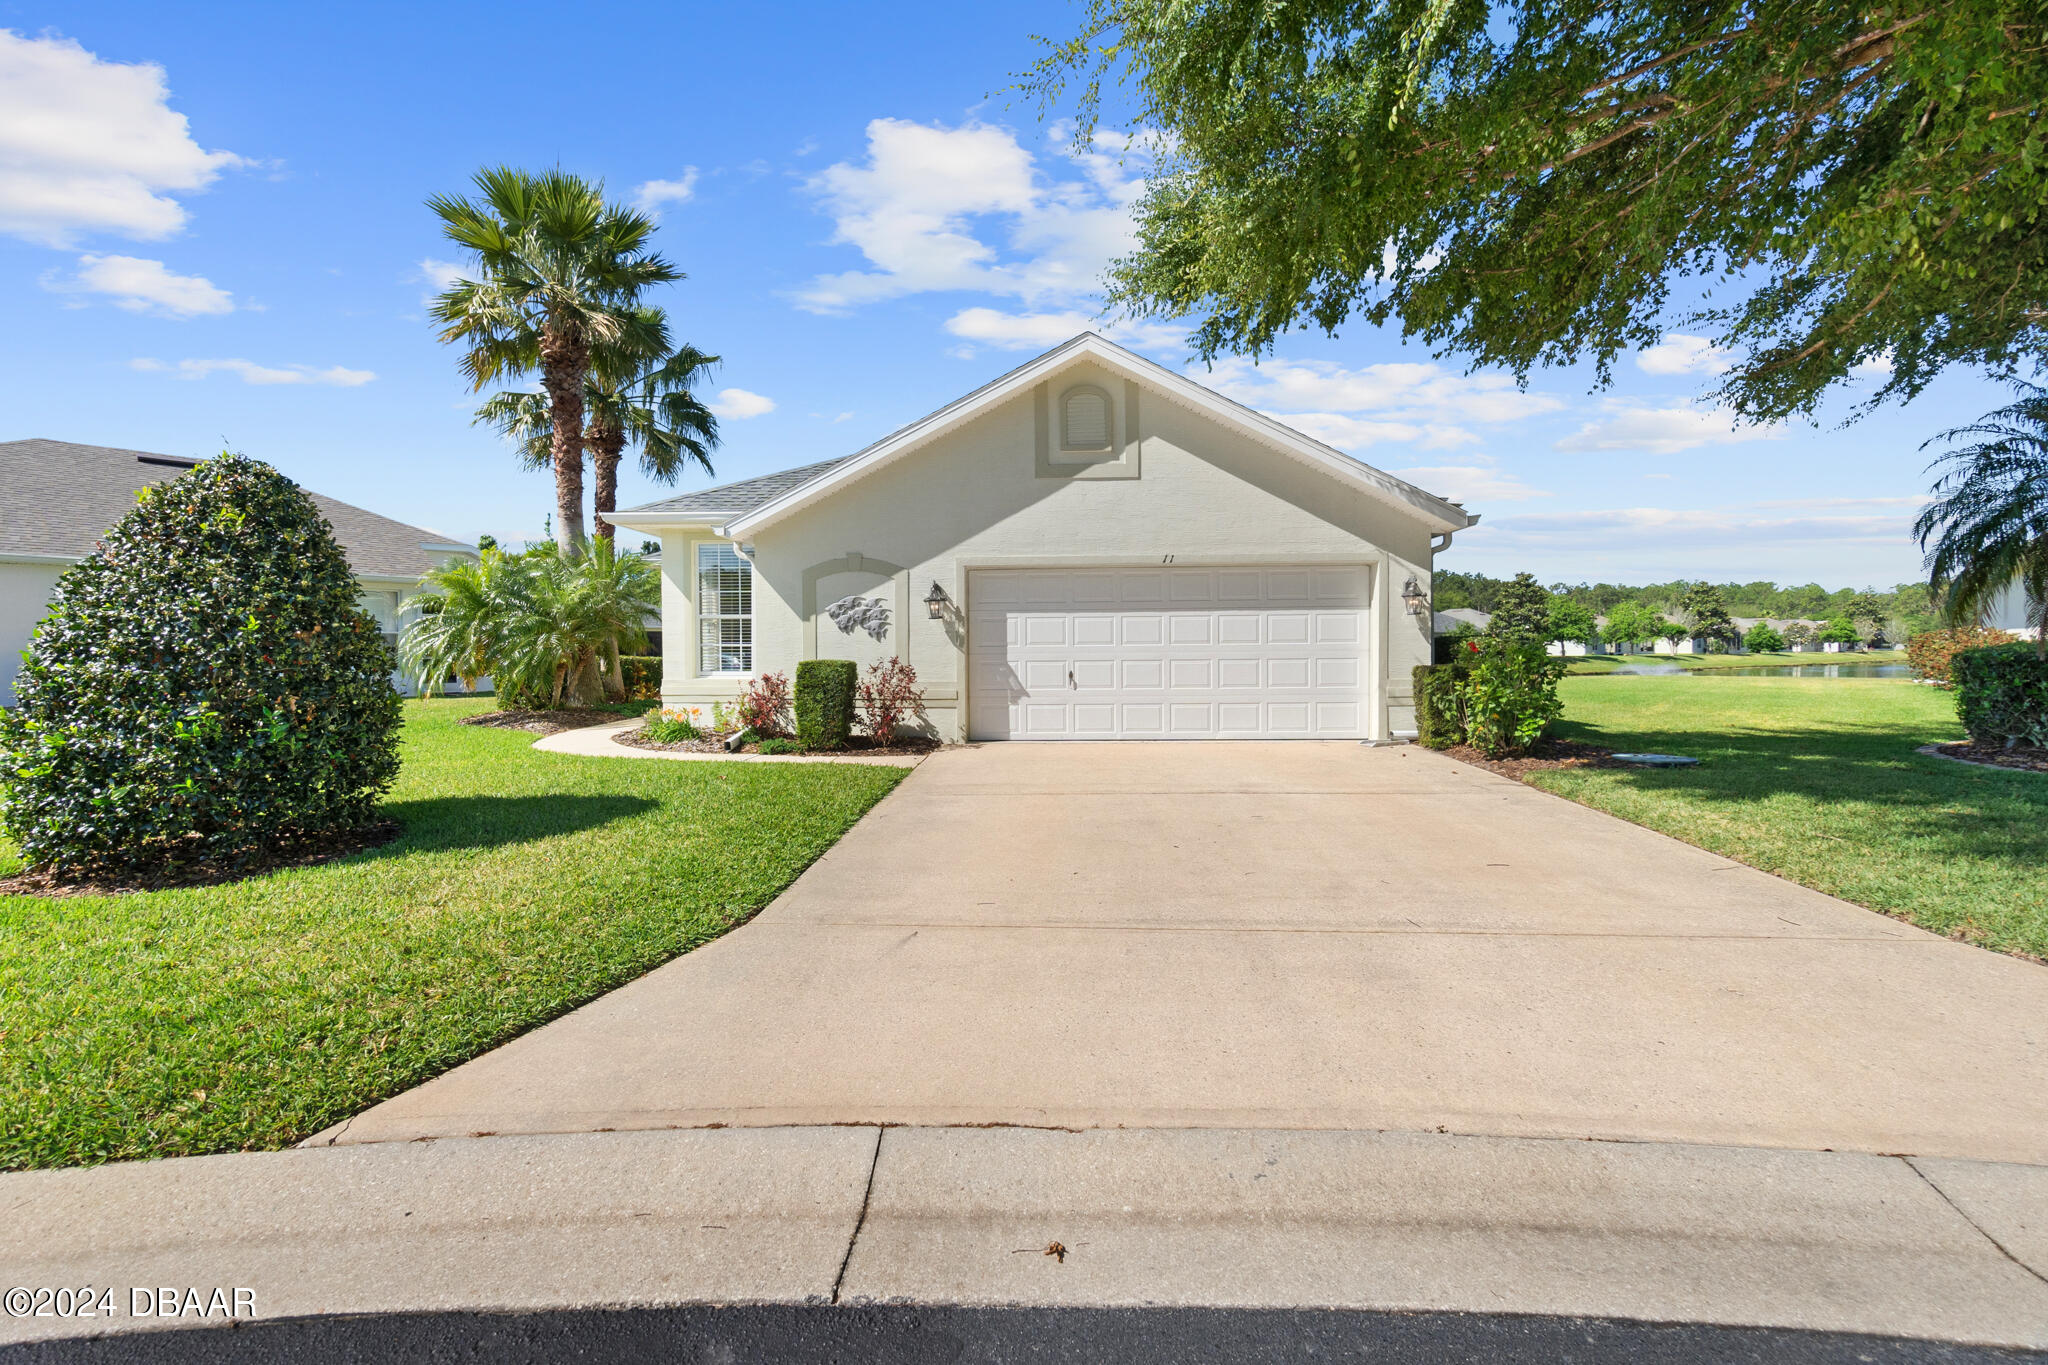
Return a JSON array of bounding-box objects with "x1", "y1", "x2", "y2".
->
[
  {"x1": 1916, "y1": 382, "x2": 2048, "y2": 656},
  {"x1": 428, "y1": 167, "x2": 679, "y2": 558},
  {"x1": 402, "y1": 542, "x2": 658, "y2": 708},
  {"x1": 477, "y1": 307, "x2": 720, "y2": 543}
]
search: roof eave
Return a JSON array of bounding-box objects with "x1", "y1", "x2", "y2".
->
[{"x1": 604, "y1": 509, "x2": 730, "y2": 534}]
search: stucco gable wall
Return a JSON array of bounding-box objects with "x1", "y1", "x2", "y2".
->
[{"x1": 662, "y1": 359, "x2": 1440, "y2": 738}]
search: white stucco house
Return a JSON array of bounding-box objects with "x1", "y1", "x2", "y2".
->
[
  {"x1": 1986, "y1": 580, "x2": 2044, "y2": 641},
  {"x1": 1, "y1": 439, "x2": 478, "y2": 706},
  {"x1": 608, "y1": 336, "x2": 1478, "y2": 742}
]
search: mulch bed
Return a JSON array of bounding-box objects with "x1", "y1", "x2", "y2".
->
[
  {"x1": 614, "y1": 728, "x2": 941, "y2": 758},
  {"x1": 0, "y1": 820, "x2": 404, "y2": 898},
  {"x1": 1928, "y1": 740, "x2": 2048, "y2": 775},
  {"x1": 460, "y1": 707, "x2": 637, "y2": 737},
  {"x1": 1431, "y1": 737, "x2": 1627, "y2": 780}
]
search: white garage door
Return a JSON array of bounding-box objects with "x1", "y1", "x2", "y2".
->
[{"x1": 968, "y1": 566, "x2": 1371, "y2": 740}]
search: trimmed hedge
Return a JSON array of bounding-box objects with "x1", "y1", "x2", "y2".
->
[
  {"x1": 1414, "y1": 662, "x2": 1470, "y2": 749},
  {"x1": 1953, "y1": 643, "x2": 2048, "y2": 749},
  {"x1": 619, "y1": 654, "x2": 661, "y2": 701},
  {"x1": 0, "y1": 454, "x2": 402, "y2": 876},
  {"x1": 795, "y1": 659, "x2": 857, "y2": 750},
  {"x1": 1907, "y1": 626, "x2": 2017, "y2": 687}
]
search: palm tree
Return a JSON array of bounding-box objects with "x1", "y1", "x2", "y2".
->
[
  {"x1": 1916, "y1": 382, "x2": 2048, "y2": 657},
  {"x1": 428, "y1": 167, "x2": 679, "y2": 558},
  {"x1": 402, "y1": 542, "x2": 658, "y2": 708},
  {"x1": 477, "y1": 307, "x2": 720, "y2": 542}
]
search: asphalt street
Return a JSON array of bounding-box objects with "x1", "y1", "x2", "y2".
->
[{"x1": 6, "y1": 1307, "x2": 2044, "y2": 1365}]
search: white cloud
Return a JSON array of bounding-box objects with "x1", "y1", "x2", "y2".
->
[
  {"x1": 1555, "y1": 400, "x2": 1781, "y2": 456},
  {"x1": 47, "y1": 253, "x2": 233, "y2": 316},
  {"x1": 1204, "y1": 357, "x2": 1564, "y2": 428},
  {"x1": 1386, "y1": 456, "x2": 1551, "y2": 503},
  {"x1": 0, "y1": 30, "x2": 243, "y2": 246},
  {"x1": 1852, "y1": 350, "x2": 1896, "y2": 380},
  {"x1": 943, "y1": 306, "x2": 1182, "y2": 353},
  {"x1": 710, "y1": 387, "x2": 774, "y2": 419},
  {"x1": 416, "y1": 257, "x2": 465, "y2": 292},
  {"x1": 130, "y1": 357, "x2": 374, "y2": 386},
  {"x1": 796, "y1": 118, "x2": 1156, "y2": 314},
  {"x1": 632, "y1": 169, "x2": 699, "y2": 216},
  {"x1": 1464, "y1": 495, "x2": 1925, "y2": 552},
  {"x1": 1636, "y1": 333, "x2": 1732, "y2": 376}
]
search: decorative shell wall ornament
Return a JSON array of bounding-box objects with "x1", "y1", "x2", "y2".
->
[{"x1": 825, "y1": 594, "x2": 891, "y2": 641}]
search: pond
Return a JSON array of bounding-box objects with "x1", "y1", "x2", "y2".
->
[{"x1": 1598, "y1": 663, "x2": 1914, "y2": 678}]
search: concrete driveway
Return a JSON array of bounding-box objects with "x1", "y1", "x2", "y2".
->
[{"x1": 327, "y1": 742, "x2": 2048, "y2": 1163}]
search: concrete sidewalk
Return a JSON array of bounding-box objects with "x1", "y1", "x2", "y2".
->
[
  {"x1": 4, "y1": 1126, "x2": 2046, "y2": 1349},
  {"x1": 320, "y1": 741, "x2": 2048, "y2": 1164}
]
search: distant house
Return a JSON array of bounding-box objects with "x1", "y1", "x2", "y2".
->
[
  {"x1": 1, "y1": 439, "x2": 478, "y2": 705},
  {"x1": 1730, "y1": 617, "x2": 1827, "y2": 653},
  {"x1": 1432, "y1": 608, "x2": 1491, "y2": 635},
  {"x1": 1986, "y1": 580, "x2": 2044, "y2": 641}
]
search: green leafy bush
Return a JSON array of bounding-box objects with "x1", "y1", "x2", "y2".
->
[
  {"x1": 757, "y1": 737, "x2": 800, "y2": 756},
  {"x1": 1743, "y1": 623, "x2": 1786, "y2": 653},
  {"x1": 1952, "y1": 643, "x2": 2048, "y2": 749},
  {"x1": 0, "y1": 454, "x2": 402, "y2": 876},
  {"x1": 1413, "y1": 658, "x2": 1472, "y2": 748},
  {"x1": 795, "y1": 660, "x2": 856, "y2": 751},
  {"x1": 618, "y1": 655, "x2": 661, "y2": 700},
  {"x1": 1412, "y1": 638, "x2": 1565, "y2": 756},
  {"x1": 1907, "y1": 626, "x2": 2018, "y2": 687}
]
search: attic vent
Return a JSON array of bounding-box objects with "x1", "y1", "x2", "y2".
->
[
  {"x1": 1060, "y1": 386, "x2": 1112, "y2": 452},
  {"x1": 136, "y1": 455, "x2": 201, "y2": 469}
]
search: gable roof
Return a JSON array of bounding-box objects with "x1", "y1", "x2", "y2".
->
[
  {"x1": 611, "y1": 334, "x2": 1479, "y2": 538},
  {"x1": 0, "y1": 439, "x2": 475, "y2": 579}
]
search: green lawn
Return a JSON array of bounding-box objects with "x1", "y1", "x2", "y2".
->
[
  {"x1": 1565, "y1": 649, "x2": 1908, "y2": 674},
  {"x1": 0, "y1": 699, "x2": 907, "y2": 1172},
  {"x1": 1533, "y1": 676, "x2": 2047, "y2": 959}
]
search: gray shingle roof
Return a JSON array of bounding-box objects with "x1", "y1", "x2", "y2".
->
[
  {"x1": 0, "y1": 439, "x2": 473, "y2": 578},
  {"x1": 620, "y1": 456, "x2": 853, "y2": 518}
]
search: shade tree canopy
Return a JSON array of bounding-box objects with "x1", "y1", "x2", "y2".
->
[{"x1": 1034, "y1": 0, "x2": 2048, "y2": 423}]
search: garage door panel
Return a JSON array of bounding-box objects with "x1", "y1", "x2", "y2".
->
[
  {"x1": 1122, "y1": 615, "x2": 1165, "y2": 646},
  {"x1": 1073, "y1": 615, "x2": 1116, "y2": 646},
  {"x1": 968, "y1": 566, "x2": 1370, "y2": 740},
  {"x1": 1217, "y1": 658, "x2": 1261, "y2": 689}
]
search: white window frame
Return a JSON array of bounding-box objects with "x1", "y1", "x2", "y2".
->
[{"x1": 696, "y1": 542, "x2": 754, "y2": 676}]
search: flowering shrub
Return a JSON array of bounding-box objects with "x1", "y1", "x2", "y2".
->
[
  {"x1": 856, "y1": 657, "x2": 927, "y2": 745},
  {"x1": 1907, "y1": 626, "x2": 2018, "y2": 687},
  {"x1": 737, "y1": 671, "x2": 793, "y2": 736},
  {"x1": 640, "y1": 707, "x2": 704, "y2": 742},
  {"x1": 1463, "y1": 638, "x2": 1567, "y2": 756}
]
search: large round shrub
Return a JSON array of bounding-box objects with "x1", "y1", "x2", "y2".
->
[{"x1": 0, "y1": 455, "x2": 402, "y2": 876}]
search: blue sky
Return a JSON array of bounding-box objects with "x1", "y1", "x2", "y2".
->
[{"x1": 0, "y1": 1, "x2": 2011, "y2": 589}]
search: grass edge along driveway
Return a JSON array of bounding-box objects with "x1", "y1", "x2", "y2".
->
[
  {"x1": 0, "y1": 699, "x2": 907, "y2": 1173},
  {"x1": 1532, "y1": 676, "x2": 2047, "y2": 962}
]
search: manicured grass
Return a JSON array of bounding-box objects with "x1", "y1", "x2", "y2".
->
[
  {"x1": 1531, "y1": 677, "x2": 2047, "y2": 959},
  {"x1": 1565, "y1": 649, "x2": 1908, "y2": 674},
  {"x1": 0, "y1": 699, "x2": 907, "y2": 1171}
]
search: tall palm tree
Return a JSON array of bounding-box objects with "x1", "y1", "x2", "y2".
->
[
  {"x1": 477, "y1": 308, "x2": 720, "y2": 542},
  {"x1": 1916, "y1": 381, "x2": 2048, "y2": 656},
  {"x1": 428, "y1": 167, "x2": 679, "y2": 559}
]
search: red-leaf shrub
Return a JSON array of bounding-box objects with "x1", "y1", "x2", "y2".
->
[
  {"x1": 1907, "y1": 626, "x2": 2018, "y2": 687},
  {"x1": 856, "y1": 658, "x2": 927, "y2": 746},
  {"x1": 736, "y1": 671, "x2": 792, "y2": 736}
]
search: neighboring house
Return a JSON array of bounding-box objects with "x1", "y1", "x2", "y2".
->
[
  {"x1": 1986, "y1": 580, "x2": 2044, "y2": 641},
  {"x1": 1432, "y1": 608, "x2": 1491, "y2": 636},
  {"x1": 608, "y1": 335, "x2": 1477, "y2": 742},
  {"x1": 1, "y1": 439, "x2": 478, "y2": 705}
]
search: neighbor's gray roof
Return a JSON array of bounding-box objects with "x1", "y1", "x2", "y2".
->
[
  {"x1": 0, "y1": 439, "x2": 474, "y2": 578},
  {"x1": 1432, "y1": 608, "x2": 1492, "y2": 634},
  {"x1": 620, "y1": 456, "x2": 853, "y2": 519}
]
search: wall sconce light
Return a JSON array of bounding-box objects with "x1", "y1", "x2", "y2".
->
[
  {"x1": 1401, "y1": 576, "x2": 1428, "y2": 617},
  {"x1": 924, "y1": 582, "x2": 951, "y2": 620}
]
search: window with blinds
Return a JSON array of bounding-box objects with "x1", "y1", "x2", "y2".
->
[
  {"x1": 696, "y1": 543, "x2": 753, "y2": 673},
  {"x1": 1060, "y1": 386, "x2": 1112, "y2": 451}
]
